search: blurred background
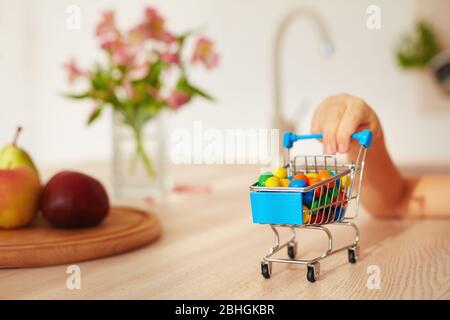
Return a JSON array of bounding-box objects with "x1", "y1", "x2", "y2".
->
[{"x1": 1, "y1": 0, "x2": 449, "y2": 169}]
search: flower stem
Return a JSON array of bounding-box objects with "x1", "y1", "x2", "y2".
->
[{"x1": 132, "y1": 127, "x2": 156, "y2": 177}]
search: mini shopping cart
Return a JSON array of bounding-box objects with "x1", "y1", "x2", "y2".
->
[{"x1": 249, "y1": 130, "x2": 372, "y2": 282}]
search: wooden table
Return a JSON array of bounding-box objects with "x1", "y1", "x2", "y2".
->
[{"x1": 1, "y1": 164, "x2": 449, "y2": 299}]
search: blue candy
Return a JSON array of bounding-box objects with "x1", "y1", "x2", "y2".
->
[
  {"x1": 303, "y1": 190, "x2": 314, "y2": 206},
  {"x1": 289, "y1": 179, "x2": 312, "y2": 206},
  {"x1": 289, "y1": 179, "x2": 307, "y2": 188},
  {"x1": 334, "y1": 207, "x2": 346, "y2": 221}
]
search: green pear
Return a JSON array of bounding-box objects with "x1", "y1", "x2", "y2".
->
[{"x1": 0, "y1": 127, "x2": 39, "y2": 175}]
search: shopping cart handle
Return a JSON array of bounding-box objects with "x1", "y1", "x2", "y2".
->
[{"x1": 283, "y1": 130, "x2": 373, "y2": 149}]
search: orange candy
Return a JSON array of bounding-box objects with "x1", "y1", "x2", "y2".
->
[
  {"x1": 292, "y1": 173, "x2": 308, "y2": 184},
  {"x1": 308, "y1": 177, "x2": 326, "y2": 198},
  {"x1": 308, "y1": 177, "x2": 319, "y2": 186},
  {"x1": 317, "y1": 170, "x2": 335, "y2": 188}
]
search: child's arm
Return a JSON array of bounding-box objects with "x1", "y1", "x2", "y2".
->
[{"x1": 311, "y1": 93, "x2": 449, "y2": 218}]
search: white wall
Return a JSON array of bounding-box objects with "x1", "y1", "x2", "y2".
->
[{"x1": 1, "y1": 0, "x2": 449, "y2": 168}]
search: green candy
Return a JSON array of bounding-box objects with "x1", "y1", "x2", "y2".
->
[
  {"x1": 311, "y1": 195, "x2": 332, "y2": 213},
  {"x1": 311, "y1": 199, "x2": 320, "y2": 215},
  {"x1": 258, "y1": 172, "x2": 273, "y2": 186},
  {"x1": 321, "y1": 195, "x2": 332, "y2": 206},
  {"x1": 328, "y1": 186, "x2": 340, "y2": 199}
]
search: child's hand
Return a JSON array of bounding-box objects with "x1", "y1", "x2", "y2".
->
[{"x1": 311, "y1": 93, "x2": 381, "y2": 154}]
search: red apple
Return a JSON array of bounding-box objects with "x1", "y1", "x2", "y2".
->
[{"x1": 41, "y1": 171, "x2": 109, "y2": 228}]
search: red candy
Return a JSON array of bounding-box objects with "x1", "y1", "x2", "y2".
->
[
  {"x1": 310, "y1": 211, "x2": 329, "y2": 224},
  {"x1": 336, "y1": 191, "x2": 349, "y2": 206}
]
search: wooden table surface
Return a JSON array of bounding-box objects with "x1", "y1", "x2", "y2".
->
[{"x1": 1, "y1": 164, "x2": 449, "y2": 299}]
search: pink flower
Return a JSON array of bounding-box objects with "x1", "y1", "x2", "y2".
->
[
  {"x1": 191, "y1": 37, "x2": 219, "y2": 69},
  {"x1": 102, "y1": 38, "x2": 137, "y2": 66},
  {"x1": 160, "y1": 52, "x2": 180, "y2": 65},
  {"x1": 63, "y1": 58, "x2": 86, "y2": 83},
  {"x1": 139, "y1": 7, "x2": 175, "y2": 44},
  {"x1": 96, "y1": 11, "x2": 118, "y2": 42},
  {"x1": 128, "y1": 61, "x2": 150, "y2": 80},
  {"x1": 128, "y1": 24, "x2": 147, "y2": 46},
  {"x1": 166, "y1": 90, "x2": 191, "y2": 109}
]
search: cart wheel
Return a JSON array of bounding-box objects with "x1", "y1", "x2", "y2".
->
[
  {"x1": 261, "y1": 262, "x2": 271, "y2": 279},
  {"x1": 306, "y1": 263, "x2": 320, "y2": 283},
  {"x1": 287, "y1": 242, "x2": 297, "y2": 259},
  {"x1": 348, "y1": 246, "x2": 359, "y2": 264}
]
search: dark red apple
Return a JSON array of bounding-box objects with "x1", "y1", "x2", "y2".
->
[{"x1": 41, "y1": 171, "x2": 110, "y2": 228}]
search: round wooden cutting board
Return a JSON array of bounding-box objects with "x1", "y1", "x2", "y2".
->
[{"x1": 0, "y1": 206, "x2": 161, "y2": 268}]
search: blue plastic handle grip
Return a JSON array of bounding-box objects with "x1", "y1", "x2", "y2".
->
[{"x1": 283, "y1": 130, "x2": 373, "y2": 149}]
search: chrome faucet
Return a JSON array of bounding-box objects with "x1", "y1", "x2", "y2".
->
[{"x1": 272, "y1": 7, "x2": 334, "y2": 135}]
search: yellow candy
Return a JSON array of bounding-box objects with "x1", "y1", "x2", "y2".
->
[
  {"x1": 303, "y1": 206, "x2": 311, "y2": 224},
  {"x1": 280, "y1": 178, "x2": 291, "y2": 187},
  {"x1": 265, "y1": 176, "x2": 281, "y2": 187},
  {"x1": 306, "y1": 172, "x2": 318, "y2": 179},
  {"x1": 341, "y1": 176, "x2": 351, "y2": 189},
  {"x1": 273, "y1": 167, "x2": 287, "y2": 179}
]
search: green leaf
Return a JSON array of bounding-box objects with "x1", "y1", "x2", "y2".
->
[
  {"x1": 91, "y1": 65, "x2": 113, "y2": 90},
  {"x1": 87, "y1": 105, "x2": 103, "y2": 125},
  {"x1": 188, "y1": 84, "x2": 214, "y2": 101},
  {"x1": 134, "y1": 101, "x2": 164, "y2": 128},
  {"x1": 146, "y1": 59, "x2": 167, "y2": 87},
  {"x1": 176, "y1": 76, "x2": 214, "y2": 101},
  {"x1": 64, "y1": 92, "x2": 91, "y2": 99}
]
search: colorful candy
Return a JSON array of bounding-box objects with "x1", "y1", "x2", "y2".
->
[
  {"x1": 292, "y1": 173, "x2": 308, "y2": 184},
  {"x1": 318, "y1": 170, "x2": 335, "y2": 188},
  {"x1": 303, "y1": 206, "x2": 311, "y2": 224},
  {"x1": 265, "y1": 176, "x2": 281, "y2": 187},
  {"x1": 303, "y1": 190, "x2": 314, "y2": 206},
  {"x1": 307, "y1": 177, "x2": 320, "y2": 190},
  {"x1": 319, "y1": 194, "x2": 333, "y2": 207},
  {"x1": 289, "y1": 179, "x2": 307, "y2": 188},
  {"x1": 307, "y1": 177, "x2": 326, "y2": 198},
  {"x1": 333, "y1": 206, "x2": 346, "y2": 221},
  {"x1": 254, "y1": 164, "x2": 353, "y2": 225},
  {"x1": 335, "y1": 191, "x2": 349, "y2": 206},
  {"x1": 310, "y1": 211, "x2": 326, "y2": 224},
  {"x1": 273, "y1": 167, "x2": 287, "y2": 179},
  {"x1": 305, "y1": 172, "x2": 318, "y2": 179},
  {"x1": 311, "y1": 199, "x2": 321, "y2": 215},
  {"x1": 280, "y1": 178, "x2": 291, "y2": 187},
  {"x1": 328, "y1": 186, "x2": 340, "y2": 199},
  {"x1": 341, "y1": 175, "x2": 351, "y2": 189},
  {"x1": 258, "y1": 172, "x2": 273, "y2": 187}
]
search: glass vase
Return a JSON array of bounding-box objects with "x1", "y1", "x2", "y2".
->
[{"x1": 112, "y1": 110, "x2": 168, "y2": 199}]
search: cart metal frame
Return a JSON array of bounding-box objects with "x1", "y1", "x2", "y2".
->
[{"x1": 250, "y1": 131, "x2": 372, "y2": 282}]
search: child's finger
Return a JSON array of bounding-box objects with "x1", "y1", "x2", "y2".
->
[
  {"x1": 322, "y1": 104, "x2": 344, "y2": 154},
  {"x1": 336, "y1": 100, "x2": 365, "y2": 153}
]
